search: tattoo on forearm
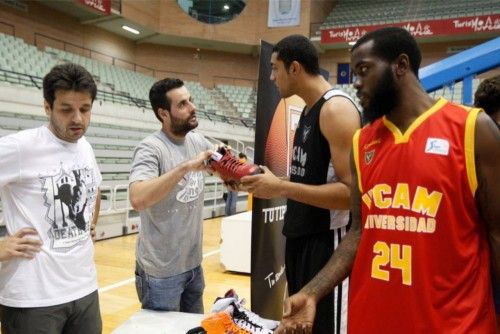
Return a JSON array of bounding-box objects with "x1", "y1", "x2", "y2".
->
[{"x1": 304, "y1": 229, "x2": 360, "y2": 298}]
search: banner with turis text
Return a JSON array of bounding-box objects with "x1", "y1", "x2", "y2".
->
[
  {"x1": 321, "y1": 14, "x2": 500, "y2": 44},
  {"x1": 77, "y1": 0, "x2": 111, "y2": 15},
  {"x1": 251, "y1": 40, "x2": 306, "y2": 320}
]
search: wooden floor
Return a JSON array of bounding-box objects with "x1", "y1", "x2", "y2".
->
[{"x1": 95, "y1": 217, "x2": 250, "y2": 334}]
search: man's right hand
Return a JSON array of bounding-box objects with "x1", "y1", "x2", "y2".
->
[
  {"x1": 188, "y1": 150, "x2": 214, "y2": 172},
  {"x1": 0, "y1": 228, "x2": 42, "y2": 262},
  {"x1": 240, "y1": 166, "x2": 283, "y2": 199},
  {"x1": 274, "y1": 292, "x2": 316, "y2": 334}
]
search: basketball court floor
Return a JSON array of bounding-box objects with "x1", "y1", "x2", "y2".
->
[{"x1": 95, "y1": 217, "x2": 250, "y2": 333}]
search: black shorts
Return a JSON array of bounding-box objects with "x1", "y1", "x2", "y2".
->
[
  {"x1": 0, "y1": 290, "x2": 102, "y2": 334},
  {"x1": 286, "y1": 227, "x2": 348, "y2": 334}
]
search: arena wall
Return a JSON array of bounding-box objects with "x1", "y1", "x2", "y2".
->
[{"x1": 0, "y1": 1, "x2": 496, "y2": 87}]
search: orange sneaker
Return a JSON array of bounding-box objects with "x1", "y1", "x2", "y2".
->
[{"x1": 201, "y1": 312, "x2": 251, "y2": 334}]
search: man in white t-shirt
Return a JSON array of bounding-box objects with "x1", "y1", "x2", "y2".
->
[{"x1": 0, "y1": 63, "x2": 102, "y2": 334}]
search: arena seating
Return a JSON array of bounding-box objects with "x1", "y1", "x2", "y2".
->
[
  {"x1": 0, "y1": 79, "x2": 251, "y2": 238},
  {"x1": 0, "y1": 33, "x2": 58, "y2": 78},
  {"x1": 316, "y1": 0, "x2": 499, "y2": 35},
  {"x1": 216, "y1": 84, "x2": 256, "y2": 119},
  {"x1": 0, "y1": 32, "x2": 257, "y2": 127}
]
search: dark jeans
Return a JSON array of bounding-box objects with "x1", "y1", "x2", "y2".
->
[
  {"x1": 135, "y1": 262, "x2": 204, "y2": 313},
  {"x1": 0, "y1": 290, "x2": 101, "y2": 334}
]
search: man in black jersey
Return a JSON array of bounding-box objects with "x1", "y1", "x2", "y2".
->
[{"x1": 241, "y1": 35, "x2": 360, "y2": 334}]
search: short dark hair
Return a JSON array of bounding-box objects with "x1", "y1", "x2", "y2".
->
[
  {"x1": 149, "y1": 78, "x2": 184, "y2": 122},
  {"x1": 273, "y1": 35, "x2": 320, "y2": 75},
  {"x1": 43, "y1": 63, "x2": 97, "y2": 108},
  {"x1": 238, "y1": 152, "x2": 247, "y2": 159},
  {"x1": 352, "y1": 27, "x2": 422, "y2": 76},
  {"x1": 474, "y1": 75, "x2": 500, "y2": 115}
]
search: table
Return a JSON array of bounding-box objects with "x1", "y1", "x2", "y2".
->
[
  {"x1": 112, "y1": 310, "x2": 205, "y2": 334},
  {"x1": 220, "y1": 211, "x2": 251, "y2": 273}
]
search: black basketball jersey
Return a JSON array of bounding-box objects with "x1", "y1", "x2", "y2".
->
[{"x1": 283, "y1": 89, "x2": 354, "y2": 238}]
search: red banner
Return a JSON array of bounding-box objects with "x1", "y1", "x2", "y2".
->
[
  {"x1": 321, "y1": 15, "x2": 500, "y2": 44},
  {"x1": 77, "y1": 0, "x2": 111, "y2": 15}
]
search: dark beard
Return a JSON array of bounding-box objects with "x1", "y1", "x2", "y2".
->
[
  {"x1": 362, "y1": 68, "x2": 399, "y2": 124},
  {"x1": 170, "y1": 113, "x2": 198, "y2": 136}
]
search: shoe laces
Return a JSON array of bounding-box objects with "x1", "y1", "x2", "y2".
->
[
  {"x1": 218, "y1": 154, "x2": 244, "y2": 173},
  {"x1": 233, "y1": 299, "x2": 265, "y2": 326},
  {"x1": 231, "y1": 304, "x2": 270, "y2": 333},
  {"x1": 223, "y1": 316, "x2": 251, "y2": 334}
]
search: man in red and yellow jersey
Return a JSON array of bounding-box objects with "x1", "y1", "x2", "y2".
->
[{"x1": 275, "y1": 27, "x2": 499, "y2": 334}]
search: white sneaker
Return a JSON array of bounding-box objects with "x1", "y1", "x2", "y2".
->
[{"x1": 211, "y1": 289, "x2": 280, "y2": 332}]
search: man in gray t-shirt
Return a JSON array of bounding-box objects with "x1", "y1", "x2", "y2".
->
[{"x1": 129, "y1": 78, "x2": 212, "y2": 313}]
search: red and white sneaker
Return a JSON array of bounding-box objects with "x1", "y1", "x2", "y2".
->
[{"x1": 208, "y1": 147, "x2": 262, "y2": 184}]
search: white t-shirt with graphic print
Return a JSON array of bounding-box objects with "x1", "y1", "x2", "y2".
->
[{"x1": 0, "y1": 126, "x2": 102, "y2": 308}]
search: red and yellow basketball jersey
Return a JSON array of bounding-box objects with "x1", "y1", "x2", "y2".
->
[{"x1": 348, "y1": 98, "x2": 496, "y2": 333}]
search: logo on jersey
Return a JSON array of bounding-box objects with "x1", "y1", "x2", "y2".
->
[
  {"x1": 362, "y1": 183, "x2": 443, "y2": 234},
  {"x1": 425, "y1": 138, "x2": 449, "y2": 156},
  {"x1": 365, "y1": 150, "x2": 375, "y2": 164},
  {"x1": 40, "y1": 166, "x2": 98, "y2": 251},
  {"x1": 363, "y1": 138, "x2": 381, "y2": 150},
  {"x1": 290, "y1": 146, "x2": 307, "y2": 177},
  {"x1": 302, "y1": 125, "x2": 311, "y2": 143}
]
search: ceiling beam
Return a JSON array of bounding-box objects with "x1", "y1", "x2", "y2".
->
[
  {"x1": 81, "y1": 14, "x2": 122, "y2": 25},
  {"x1": 135, "y1": 33, "x2": 161, "y2": 44}
]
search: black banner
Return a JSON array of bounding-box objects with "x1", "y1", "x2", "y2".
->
[
  {"x1": 250, "y1": 41, "x2": 288, "y2": 320},
  {"x1": 250, "y1": 41, "x2": 330, "y2": 320}
]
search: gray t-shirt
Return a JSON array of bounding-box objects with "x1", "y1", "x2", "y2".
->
[{"x1": 129, "y1": 130, "x2": 211, "y2": 278}]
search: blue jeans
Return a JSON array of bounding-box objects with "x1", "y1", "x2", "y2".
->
[
  {"x1": 225, "y1": 191, "x2": 237, "y2": 216},
  {"x1": 135, "y1": 263, "x2": 205, "y2": 313}
]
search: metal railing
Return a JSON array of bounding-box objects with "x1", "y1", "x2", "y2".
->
[{"x1": 96, "y1": 178, "x2": 226, "y2": 217}]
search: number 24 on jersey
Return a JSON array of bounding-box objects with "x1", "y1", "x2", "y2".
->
[{"x1": 371, "y1": 241, "x2": 412, "y2": 286}]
